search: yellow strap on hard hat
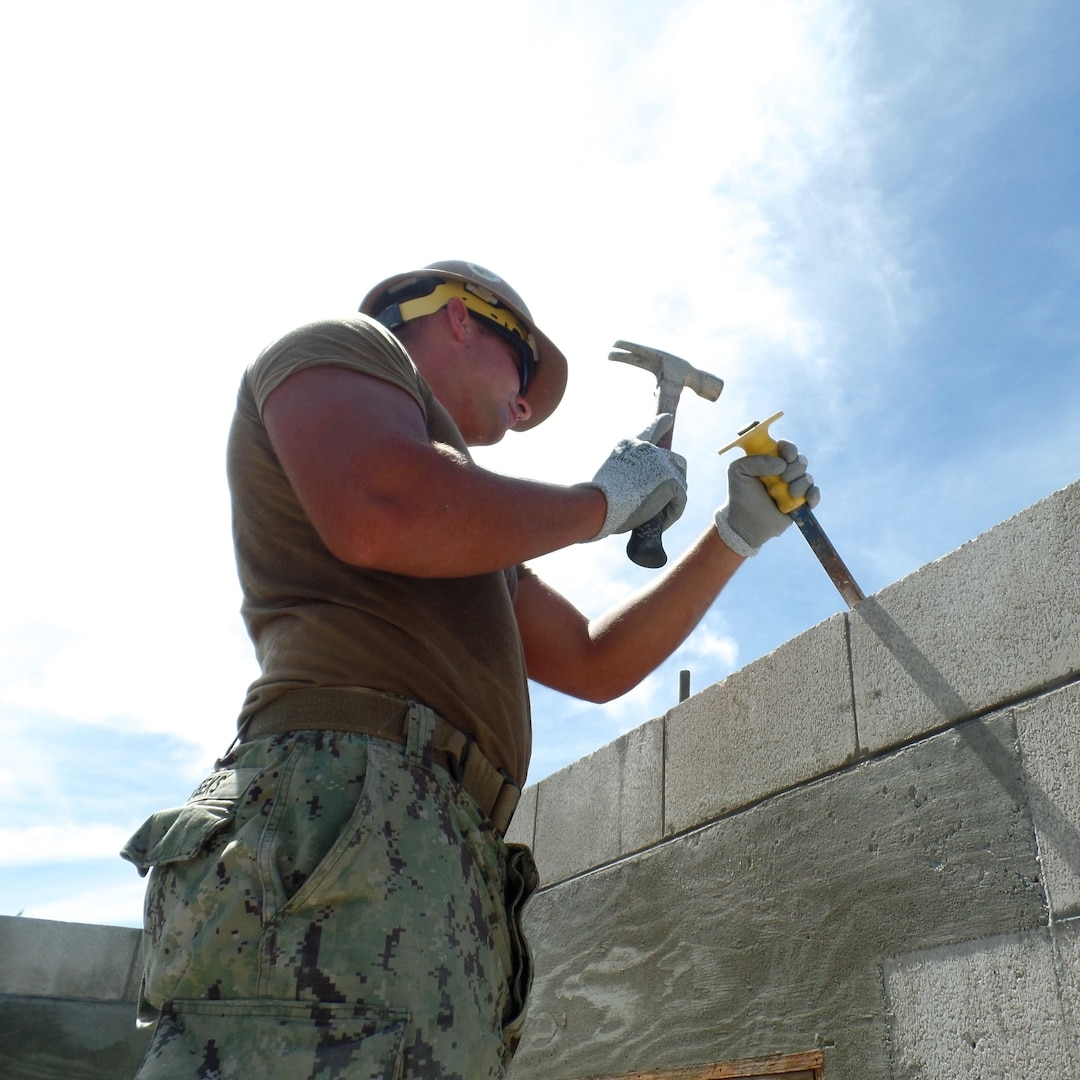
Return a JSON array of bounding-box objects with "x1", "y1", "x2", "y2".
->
[{"x1": 393, "y1": 281, "x2": 538, "y2": 364}]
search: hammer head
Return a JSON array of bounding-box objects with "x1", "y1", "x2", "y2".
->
[{"x1": 609, "y1": 340, "x2": 724, "y2": 402}]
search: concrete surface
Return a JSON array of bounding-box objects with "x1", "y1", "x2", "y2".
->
[
  {"x1": 664, "y1": 612, "x2": 856, "y2": 836},
  {"x1": 0, "y1": 998, "x2": 151, "y2": 1080},
  {"x1": 851, "y1": 482, "x2": 1079, "y2": 754},
  {"x1": 0, "y1": 916, "x2": 150, "y2": 1079},
  {"x1": 532, "y1": 718, "x2": 664, "y2": 884},
  {"x1": 0, "y1": 916, "x2": 141, "y2": 1002},
  {"x1": 884, "y1": 927, "x2": 1077, "y2": 1080},
  {"x1": 1016, "y1": 679, "x2": 1080, "y2": 920}
]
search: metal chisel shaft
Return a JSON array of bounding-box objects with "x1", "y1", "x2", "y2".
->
[{"x1": 789, "y1": 504, "x2": 865, "y2": 608}]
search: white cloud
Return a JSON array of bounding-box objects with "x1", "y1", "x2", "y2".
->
[
  {"x1": 0, "y1": 824, "x2": 134, "y2": 867},
  {"x1": 17, "y1": 875, "x2": 148, "y2": 929},
  {"x1": 681, "y1": 626, "x2": 739, "y2": 672}
]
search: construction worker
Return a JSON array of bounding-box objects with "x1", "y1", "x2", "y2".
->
[{"x1": 122, "y1": 261, "x2": 817, "y2": 1079}]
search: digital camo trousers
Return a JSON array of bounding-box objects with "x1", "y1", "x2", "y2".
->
[{"x1": 121, "y1": 703, "x2": 538, "y2": 1079}]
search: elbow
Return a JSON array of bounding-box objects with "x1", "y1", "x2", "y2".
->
[
  {"x1": 317, "y1": 517, "x2": 379, "y2": 569},
  {"x1": 586, "y1": 679, "x2": 642, "y2": 705},
  {"x1": 322, "y1": 531, "x2": 382, "y2": 569},
  {"x1": 316, "y1": 501, "x2": 420, "y2": 573},
  {"x1": 528, "y1": 642, "x2": 649, "y2": 705},
  {"x1": 559, "y1": 668, "x2": 645, "y2": 705}
]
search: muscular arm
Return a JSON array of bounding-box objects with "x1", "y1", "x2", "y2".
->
[
  {"x1": 516, "y1": 526, "x2": 746, "y2": 702},
  {"x1": 262, "y1": 365, "x2": 606, "y2": 577}
]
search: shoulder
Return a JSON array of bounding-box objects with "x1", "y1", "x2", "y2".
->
[{"x1": 246, "y1": 316, "x2": 424, "y2": 415}]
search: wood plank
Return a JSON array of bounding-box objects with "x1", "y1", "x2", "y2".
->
[{"x1": 579, "y1": 1048, "x2": 824, "y2": 1079}]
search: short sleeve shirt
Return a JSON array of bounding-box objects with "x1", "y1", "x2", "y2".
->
[{"x1": 227, "y1": 316, "x2": 532, "y2": 784}]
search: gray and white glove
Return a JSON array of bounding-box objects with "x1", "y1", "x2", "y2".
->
[
  {"x1": 714, "y1": 440, "x2": 820, "y2": 557},
  {"x1": 586, "y1": 414, "x2": 689, "y2": 541}
]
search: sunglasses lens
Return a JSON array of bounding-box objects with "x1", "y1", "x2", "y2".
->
[
  {"x1": 481, "y1": 316, "x2": 535, "y2": 395},
  {"x1": 516, "y1": 342, "x2": 535, "y2": 395}
]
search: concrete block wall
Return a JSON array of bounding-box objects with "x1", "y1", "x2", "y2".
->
[
  {"x1": 1, "y1": 479, "x2": 1077, "y2": 1079},
  {"x1": 0, "y1": 915, "x2": 150, "y2": 1078},
  {"x1": 504, "y1": 477, "x2": 1080, "y2": 1079}
]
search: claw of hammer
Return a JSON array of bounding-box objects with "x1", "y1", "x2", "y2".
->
[
  {"x1": 608, "y1": 341, "x2": 724, "y2": 567},
  {"x1": 609, "y1": 341, "x2": 724, "y2": 447}
]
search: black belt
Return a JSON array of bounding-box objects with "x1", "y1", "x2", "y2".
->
[{"x1": 241, "y1": 687, "x2": 521, "y2": 836}]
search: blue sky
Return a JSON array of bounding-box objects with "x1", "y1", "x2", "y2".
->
[{"x1": 2, "y1": 0, "x2": 1078, "y2": 928}]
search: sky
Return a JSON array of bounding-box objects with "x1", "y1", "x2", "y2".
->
[{"x1": 1, "y1": 0, "x2": 1078, "y2": 929}]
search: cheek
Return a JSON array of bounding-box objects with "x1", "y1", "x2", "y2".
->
[{"x1": 484, "y1": 339, "x2": 521, "y2": 392}]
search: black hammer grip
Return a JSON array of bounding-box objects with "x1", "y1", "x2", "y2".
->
[{"x1": 626, "y1": 513, "x2": 668, "y2": 568}]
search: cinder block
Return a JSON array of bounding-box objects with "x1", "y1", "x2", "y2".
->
[
  {"x1": 0, "y1": 998, "x2": 152, "y2": 1079},
  {"x1": 1053, "y1": 916, "x2": 1080, "y2": 1071},
  {"x1": 0, "y1": 915, "x2": 141, "y2": 1002},
  {"x1": 505, "y1": 780, "x2": 538, "y2": 851},
  {"x1": 852, "y1": 482, "x2": 1080, "y2": 754},
  {"x1": 883, "y1": 930, "x2": 1073, "y2": 1080},
  {"x1": 664, "y1": 614, "x2": 855, "y2": 836},
  {"x1": 532, "y1": 719, "x2": 663, "y2": 885},
  {"x1": 1016, "y1": 681, "x2": 1080, "y2": 920}
]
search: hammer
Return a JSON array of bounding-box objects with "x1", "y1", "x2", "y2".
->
[{"x1": 609, "y1": 340, "x2": 724, "y2": 568}]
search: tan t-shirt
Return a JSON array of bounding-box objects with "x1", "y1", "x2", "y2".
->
[{"x1": 227, "y1": 316, "x2": 532, "y2": 784}]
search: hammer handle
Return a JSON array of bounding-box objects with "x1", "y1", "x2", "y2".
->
[
  {"x1": 653, "y1": 383, "x2": 682, "y2": 445},
  {"x1": 626, "y1": 403, "x2": 677, "y2": 568},
  {"x1": 627, "y1": 513, "x2": 668, "y2": 568}
]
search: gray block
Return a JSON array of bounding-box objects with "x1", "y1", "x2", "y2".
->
[
  {"x1": 0, "y1": 916, "x2": 141, "y2": 1002},
  {"x1": 1054, "y1": 917, "x2": 1080, "y2": 1078},
  {"x1": 533, "y1": 719, "x2": 663, "y2": 885},
  {"x1": 506, "y1": 780, "x2": 538, "y2": 851},
  {"x1": 0, "y1": 997, "x2": 152, "y2": 1080},
  {"x1": 664, "y1": 614, "x2": 856, "y2": 836},
  {"x1": 852, "y1": 483, "x2": 1080, "y2": 754},
  {"x1": 883, "y1": 929, "x2": 1073, "y2": 1080},
  {"x1": 513, "y1": 713, "x2": 1044, "y2": 1080},
  {"x1": 1015, "y1": 681, "x2": 1080, "y2": 920}
]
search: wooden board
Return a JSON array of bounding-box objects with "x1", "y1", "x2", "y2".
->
[{"x1": 579, "y1": 1048, "x2": 824, "y2": 1079}]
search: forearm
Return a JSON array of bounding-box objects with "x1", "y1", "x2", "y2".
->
[
  {"x1": 579, "y1": 442, "x2": 822, "y2": 697},
  {"x1": 520, "y1": 525, "x2": 746, "y2": 703},
  {"x1": 583, "y1": 526, "x2": 745, "y2": 699}
]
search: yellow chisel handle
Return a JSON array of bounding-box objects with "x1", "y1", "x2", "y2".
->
[{"x1": 716, "y1": 411, "x2": 804, "y2": 513}]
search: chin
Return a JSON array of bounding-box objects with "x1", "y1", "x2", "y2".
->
[{"x1": 461, "y1": 424, "x2": 507, "y2": 447}]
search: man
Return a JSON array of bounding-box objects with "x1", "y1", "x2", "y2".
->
[{"x1": 123, "y1": 261, "x2": 817, "y2": 1079}]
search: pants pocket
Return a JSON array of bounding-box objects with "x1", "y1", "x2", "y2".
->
[
  {"x1": 120, "y1": 764, "x2": 271, "y2": 1017},
  {"x1": 135, "y1": 999, "x2": 411, "y2": 1080}
]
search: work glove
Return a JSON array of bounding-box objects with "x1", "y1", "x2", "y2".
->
[
  {"x1": 714, "y1": 440, "x2": 820, "y2": 557},
  {"x1": 586, "y1": 414, "x2": 688, "y2": 541}
]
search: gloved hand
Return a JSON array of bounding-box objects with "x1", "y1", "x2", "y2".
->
[
  {"x1": 586, "y1": 414, "x2": 688, "y2": 541},
  {"x1": 714, "y1": 440, "x2": 820, "y2": 557}
]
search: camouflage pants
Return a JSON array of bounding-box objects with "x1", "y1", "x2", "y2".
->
[{"x1": 122, "y1": 702, "x2": 537, "y2": 1079}]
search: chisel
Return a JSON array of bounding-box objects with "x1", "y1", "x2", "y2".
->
[{"x1": 718, "y1": 412, "x2": 866, "y2": 608}]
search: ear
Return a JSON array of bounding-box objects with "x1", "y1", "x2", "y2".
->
[{"x1": 444, "y1": 296, "x2": 471, "y2": 344}]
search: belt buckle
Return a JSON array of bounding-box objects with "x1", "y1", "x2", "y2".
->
[{"x1": 445, "y1": 729, "x2": 474, "y2": 784}]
